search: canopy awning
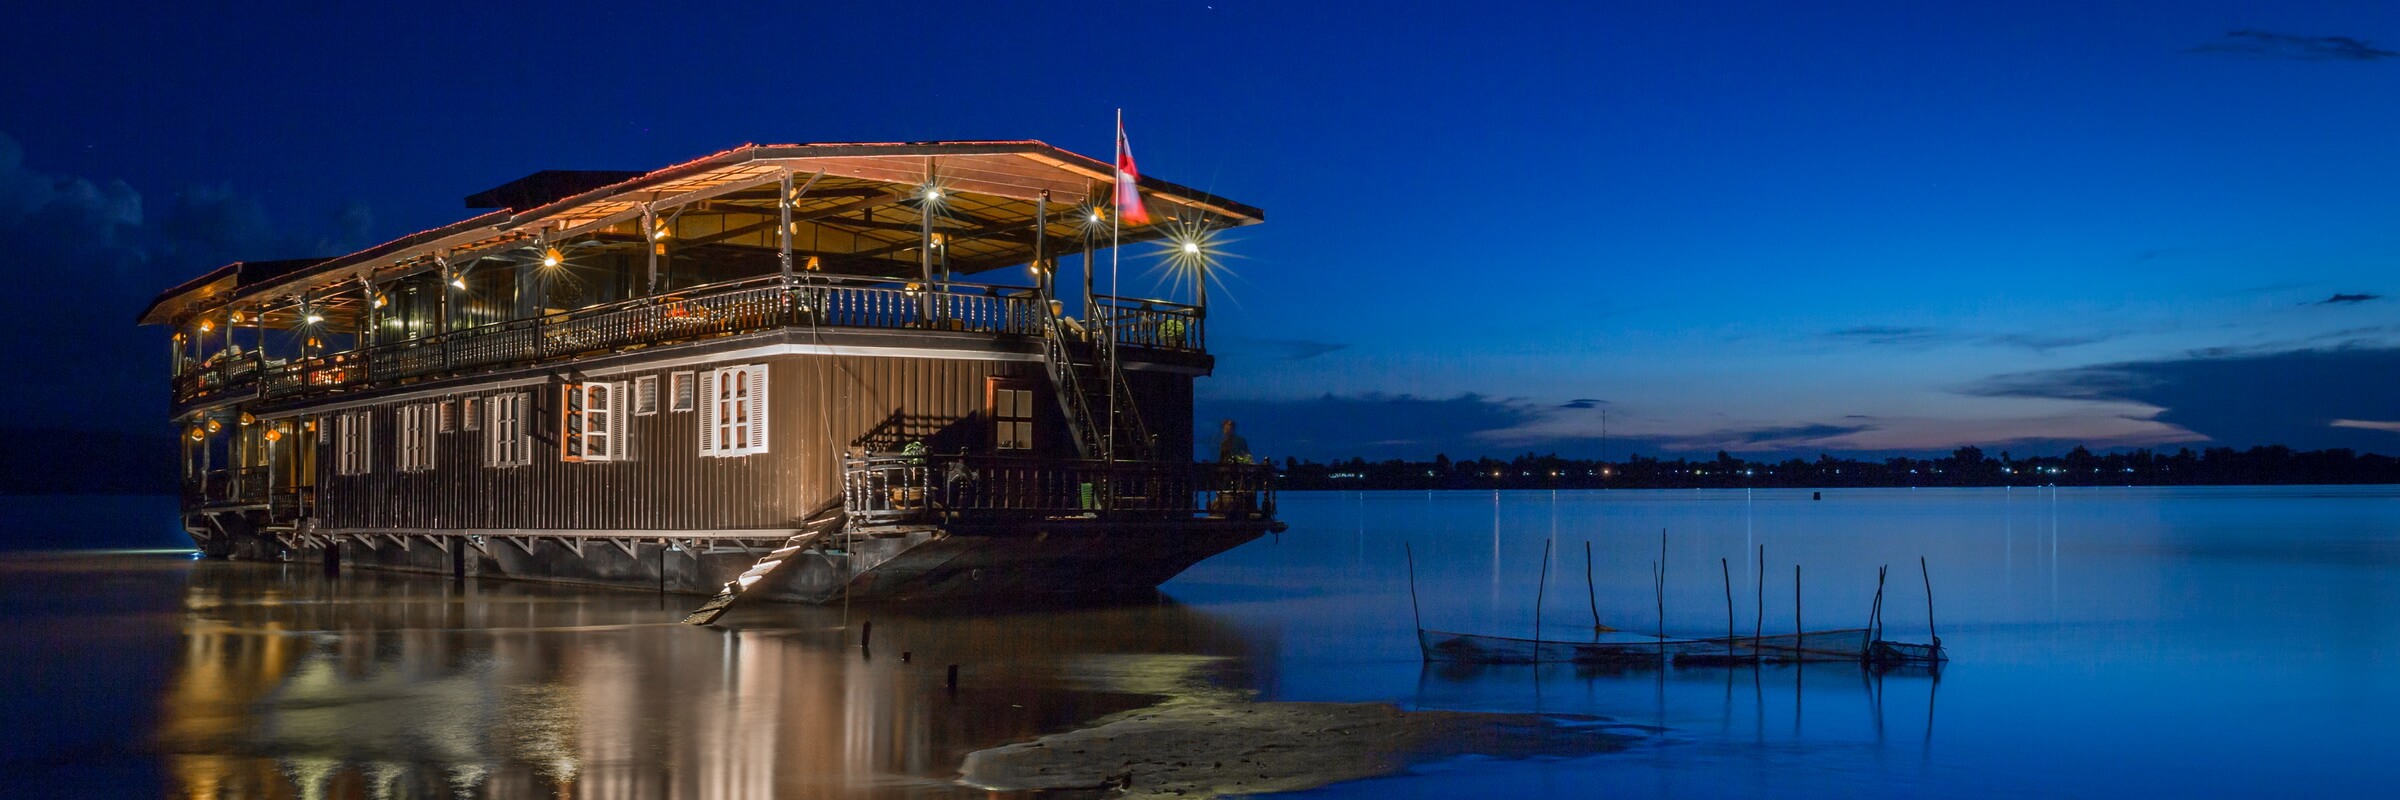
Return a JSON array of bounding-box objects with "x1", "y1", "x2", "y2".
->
[{"x1": 140, "y1": 140, "x2": 1262, "y2": 326}]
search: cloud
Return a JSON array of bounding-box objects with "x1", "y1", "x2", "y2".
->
[
  {"x1": 1825, "y1": 325, "x2": 1951, "y2": 347},
  {"x1": 1200, "y1": 393, "x2": 1549, "y2": 461},
  {"x1": 0, "y1": 131, "x2": 371, "y2": 431},
  {"x1": 1221, "y1": 336, "x2": 1349, "y2": 361},
  {"x1": 1984, "y1": 332, "x2": 2118, "y2": 353},
  {"x1": 1560, "y1": 398, "x2": 1608, "y2": 409},
  {"x1": 1668, "y1": 423, "x2": 1873, "y2": 450},
  {"x1": 2187, "y1": 30, "x2": 2400, "y2": 62},
  {"x1": 2316, "y1": 293, "x2": 2380, "y2": 305},
  {"x1": 1962, "y1": 347, "x2": 2400, "y2": 452},
  {"x1": 2331, "y1": 419, "x2": 2400, "y2": 433}
]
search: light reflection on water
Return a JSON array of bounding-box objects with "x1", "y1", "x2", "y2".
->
[{"x1": 5, "y1": 486, "x2": 2400, "y2": 797}]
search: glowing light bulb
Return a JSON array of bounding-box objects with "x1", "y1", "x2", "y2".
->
[
  {"x1": 1089, "y1": 211, "x2": 1103, "y2": 223},
  {"x1": 304, "y1": 313, "x2": 324, "y2": 324},
  {"x1": 542, "y1": 247, "x2": 562, "y2": 268},
  {"x1": 199, "y1": 320, "x2": 214, "y2": 333},
  {"x1": 1182, "y1": 241, "x2": 1201, "y2": 254},
  {"x1": 451, "y1": 277, "x2": 466, "y2": 290}
]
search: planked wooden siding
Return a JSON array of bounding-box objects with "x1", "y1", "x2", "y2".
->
[{"x1": 313, "y1": 352, "x2": 1108, "y2": 532}]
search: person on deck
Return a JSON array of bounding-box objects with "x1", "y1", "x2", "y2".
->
[{"x1": 1216, "y1": 419, "x2": 1252, "y2": 464}]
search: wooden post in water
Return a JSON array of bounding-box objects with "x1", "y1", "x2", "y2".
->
[
  {"x1": 1754, "y1": 545, "x2": 1765, "y2": 661},
  {"x1": 1794, "y1": 564, "x2": 1802, "y2": 650},
  {"x1": 1586, "y1": 541, "x2": 1602, "y2": 637},
  {"x1": 1921, "y1": 556, "x2": 1939, "y2": 647},
  {"x1": 1654, "y1": 529, "x2": 1667, "y2": 645},
  {"x1": 1535, "y1": 540, "x2": 1553, "y2": 646},
  {"x1": 1404, "y1": 542, "x2": 1423, "y2": 632},
  {"x1": 1720, "y1": 558, "x2": 1733, "y2": 644}
]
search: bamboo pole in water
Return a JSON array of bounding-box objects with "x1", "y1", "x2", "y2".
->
[
  {"x1": 1536, "y1": 540, "x2": 1553, "y2": 645},
  {"x1": 1921, "y1": 555, "x2": 1938, "y2": 646},
  {"x1": 1655, "y1": 529, "x2": 1667, "y2": 644},
  {"x1": 1794, "y1": 564, "x2": 1802, "y2": 648},
  {"x1": 1721, "y1": 557, "x2": 1733, "y2": 644},
  {"x1": 1754, "y1": 545, "x2": 1765, "y2": 661},
  {"x1": 1586, "y1": 541, "x2": 1602, "y2": 637}
]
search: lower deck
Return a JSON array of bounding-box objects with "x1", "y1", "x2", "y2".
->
[{"x1": 188, "y1": 510, "x2": 1274, "y2": 604}]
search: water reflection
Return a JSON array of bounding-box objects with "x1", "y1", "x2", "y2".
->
[{"x1": 155, "y1": 561, "x2": 1267, "y2": 799}]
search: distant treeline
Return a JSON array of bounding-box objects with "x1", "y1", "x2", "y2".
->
[{"x1": 1272, "y1": 445, "x2": 2400, "y2": 490}]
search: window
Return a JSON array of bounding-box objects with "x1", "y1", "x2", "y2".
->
[
  {"x1": 634, "y1": 374, "x2": 660, "y2": 416},
  {"x1": 397, "y1": 403, "x2": 438, "y2": 472},
  {"x1": 334, "y1": 411, "x2": 372, "y2": 476},
  {"x1": 486, "y1": 392, "x2": 531, "y2": 467},
  {"x1": 699, "y1": 364, "x2": 769, "y2": 457},
  {"x1": 462, "y1": 396, "x2": 482, "y2": 431},
  {"x1": 669, "y1": 371, "x2": 696, "y2": 412},
  {"x1": 992, "y1": 381, "x2": 1035, "y2": 451},
  {"x1": 438, "y1": 400, "x2": 458, "y2": 433},
  {"x1": 562, "y1": 382, "x2": 628, "y2": 462}
]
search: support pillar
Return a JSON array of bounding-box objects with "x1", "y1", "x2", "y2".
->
[{"x1": 643, "y1": 204, "x2": 661, "y2": 296}]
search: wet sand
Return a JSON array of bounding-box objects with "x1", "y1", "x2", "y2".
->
[{"x1": 959, "y1": 656, "x2": 1639, "y2": 797}]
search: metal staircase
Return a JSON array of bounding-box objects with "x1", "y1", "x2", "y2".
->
[
  {"x1": 1034, "y1": 286, "x2": 1153, "y2": 463},
  {"x1": 1035, "y1": 286, "x2": 1108, "y2": 460},
  {"x1": 681, "y1": 503, "x2": 846, "y2": 625}
]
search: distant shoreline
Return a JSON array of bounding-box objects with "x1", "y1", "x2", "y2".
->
[{"x1": 1266, "y1": 445, "x2": 2400, "y2": 491}]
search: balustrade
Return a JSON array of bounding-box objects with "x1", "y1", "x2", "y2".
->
[{"x1": 171, "y1": 276, "x2": 1151, "y2": 406}]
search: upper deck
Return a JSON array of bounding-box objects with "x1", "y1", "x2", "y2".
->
[
  {"x1": 146, "y1": 140, "x2": 1255, "y2": 413},
  {"x1": 170, "y1": 275, "x2": 1205, "y2": 410}
]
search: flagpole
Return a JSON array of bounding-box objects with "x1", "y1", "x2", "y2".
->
[{"x1": 1108, "y1": 109, "x2": 1122, "y2": 469}]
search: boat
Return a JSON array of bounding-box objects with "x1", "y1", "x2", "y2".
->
[{"x1": 139, "y1": 139, "x2": 1279, "y2": 615}]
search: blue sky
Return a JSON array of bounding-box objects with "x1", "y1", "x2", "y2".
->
[{"x1": 5, "y1": 1, "x2": 2397, "y2": 459}]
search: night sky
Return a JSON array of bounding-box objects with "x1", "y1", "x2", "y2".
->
[{"x1": 7, "y1": 1, "x2": 2399, "y2": 462}]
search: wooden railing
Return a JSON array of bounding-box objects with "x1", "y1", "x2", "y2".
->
[
  {"x1": 1094, "y1": 295, "x2": 1205, "y2": 353},
  {"x1": 173, "y1": 275, "x2": 1165, "y2": 406},
  {"x1": 841, "y1": 453, "x2": 1273, "y2": 525},
  {"x1": 184, "y1": 466, "x2": 272, "y2": 508}
]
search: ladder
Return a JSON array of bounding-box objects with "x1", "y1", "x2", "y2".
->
[
  {"x1": 1036, "y1": 285, "x2": 1107, "y2": 460},
  {"x1": 681, "y1": 504, "x2": 846, "y2": 625}
]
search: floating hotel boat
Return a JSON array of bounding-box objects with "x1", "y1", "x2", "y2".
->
[{"x1": 141, "y1": 140, "x2": 1280, "y2": 612}]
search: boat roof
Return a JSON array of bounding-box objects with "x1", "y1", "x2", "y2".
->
[{"x1": 139, "y1": 140, "x2": 1263, "y2": 325}]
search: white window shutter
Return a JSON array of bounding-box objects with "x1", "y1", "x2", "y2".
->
[
  {"x1": 362, "y1": 411, "x2": 374, "y2": 473},
  {"x1": 747, "y1": 365, "x2": 769, "y2": 453},
  {"x1": 562, "y1": 384, "x2": 585, "y2": 460},
  {"x1": 610, "y1": 381, "x2": 629, "y2": 461},
  {"x1": 697, "y1": 370, "x2": 717, "y2": 456}
]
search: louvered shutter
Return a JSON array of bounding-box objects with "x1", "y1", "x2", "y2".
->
[
  {"x1": 609, "y1": 382, "x2": 629, "y2": 461},
  {"x1": 747, "y1": 365, "x2": 769, "y2": 453},
  {"x1": 561, "y1": 384, "x2": 585, "y2": 460},
  {"x1": 361, "y1": 411, "x2": 374, "y2": 474},
  {"x1": 697, "y1": 370, "x2": 718, "y2": 456}
]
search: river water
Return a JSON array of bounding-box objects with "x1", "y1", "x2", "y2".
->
[{"x1": 4, "y1": 486, "x2": 2398, "y2": 797}]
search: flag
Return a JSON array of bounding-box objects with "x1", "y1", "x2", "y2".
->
[{"x1": 1114, "y1": 115, "x2": 1152, "y2": 225}]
